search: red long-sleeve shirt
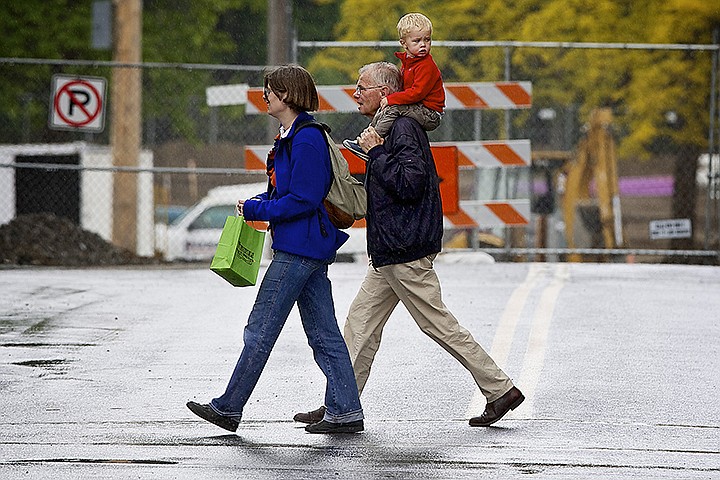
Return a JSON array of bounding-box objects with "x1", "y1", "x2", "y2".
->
[{"x1": 386, "y1": 51, "x2": 445, "y2": 113}]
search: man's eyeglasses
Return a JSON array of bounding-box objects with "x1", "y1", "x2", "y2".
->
[
  {"x1": 263, "y1": 88, "x2": 272, "y2": 102},
  {"x1": 355, "y1": 84, "x2": 384, "y2": 94}
]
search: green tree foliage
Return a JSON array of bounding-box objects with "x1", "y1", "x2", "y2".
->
[
  {"x1": 0, "y1": 0, "x2": 239, "y2": 143},
  {"x1": 1, "y1": 3, "x2": 93, "y2": 58},
  {"x1": 216, "y1": 0, "x2": 267, "y2": 66},
  {"x1": 0, "y1": 2, "x2": 99, "y2": 142},
  {"x1": 142, "y1": 0, "x2": 236, "y2": 143},
  {"x1": 0, "y1": 0, "x2": 343, "y2": 143},
  {"x1": 295, "y1": 0, "x2": 342, "y2": 42},
  {"x1": 144, "y1": 0, "x2": 236, "y2": 63},
  {"x1": 2, "y1": 0, "x2": 717, "y2": 161}
]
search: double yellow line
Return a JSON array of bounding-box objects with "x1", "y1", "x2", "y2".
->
[{"x1": 466, "y1": 263, "x2": 570, "y2": 420}]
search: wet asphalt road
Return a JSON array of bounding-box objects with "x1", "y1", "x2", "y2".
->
[{"x1": 1, "y1": 258, "x2": 719, "y2": 479}]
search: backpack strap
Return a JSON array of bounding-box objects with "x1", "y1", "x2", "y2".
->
[
  {"x1": 287, "y1": 120, "x2": 334, "y2": 197},
  {"x1": 293, "y1": 119, "x2": 332, "y2": 136},
  {"x1": 286, "y1": 119, "x2": 334, "y2": 237}
]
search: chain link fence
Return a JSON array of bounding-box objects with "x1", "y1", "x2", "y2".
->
[{"x1": 1, "y1": 42, "x2": 719, "y2": 265}]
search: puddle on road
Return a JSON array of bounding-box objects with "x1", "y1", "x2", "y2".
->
[
  {"x1": 23, "y1": 318, "x2": 56, "y2": 335},
  {"x1": 13, "y1": 359, "x2": 69, "y2": 367},
  {"x1": 9, "y1": 358, "x2": 76, "y2": 378},
  {"x1": 0, "y1": 316, "x2": 57, "y2": 335},
  {"x1": 9, "y1": 458, "x2": 178, "y2": 465},
  {"x1": 1, "y1": 343, "x2": 96, "y2": 348}
]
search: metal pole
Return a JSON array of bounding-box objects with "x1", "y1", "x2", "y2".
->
[
  {"x1": 706, "y1": 28, "x2": 718, "y2": 250},
  {"x1": 474, "y1": 111, "x2": 481, "y2": 140},
  {"x1": 716, "y1": 30, "x2": 720, "y2": 253},
  {"x1": 504, "y1": 47, "x2": 511, "y2": 139},
  {"x1": 267, "y1": 0, "x2": 291, "y2": 66},
  {"x1": 266, "y1": 0, "x2": 292, "y2": 142},
  {"x1": 209, "y1": 107, "x2": 218, "y2": 145},
  {"x1": 503, "y1": 46, "x2": 513, "y2": 257},
  {"x1": 296, "y1": 40, "x2": 720, "y2": 51}
]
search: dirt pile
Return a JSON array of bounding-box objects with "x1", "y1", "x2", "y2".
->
[{"x1": 0, "y1": 213, "x2": 159, "y2": 267}]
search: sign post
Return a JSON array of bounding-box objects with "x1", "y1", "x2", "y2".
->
[{"x1": 49, "y1": 75, "x2": 107, "y2": 133}]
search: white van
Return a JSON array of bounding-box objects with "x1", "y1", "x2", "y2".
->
[{"x1": 155, "y1": 182, "x2": 367, "y2": 262}]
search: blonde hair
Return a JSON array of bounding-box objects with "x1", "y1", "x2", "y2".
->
[{"x1": 396, "y1": 13, "x2": 433, "y2": 38}]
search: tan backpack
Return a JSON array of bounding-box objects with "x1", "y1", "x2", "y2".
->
[{"x1": 292, "y1": 121, "x2": 367, "y2": 229}]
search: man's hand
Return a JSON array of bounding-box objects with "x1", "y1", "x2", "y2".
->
[{"x1": 357, "y1": 126, "x2": 383, "y2": 152}]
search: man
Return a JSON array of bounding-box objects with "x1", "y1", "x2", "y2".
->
[{"x1": 295, "y1": 61, "x2": 523, "y2": 428}]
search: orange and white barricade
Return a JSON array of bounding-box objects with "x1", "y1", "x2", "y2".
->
[
  {"x1": 452, "y1": 200, "x2": 531, "y2": 228},
  {"x1": 229, "y1": 80, "x2": 534, "y2": 231},
  {"x1": 433, "y1": 140, "x2": 531, "y2": 168}
]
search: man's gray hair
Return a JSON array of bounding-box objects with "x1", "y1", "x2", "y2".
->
[{"x1": 358, "y1": 62, "x2": 402, "y2": 93}]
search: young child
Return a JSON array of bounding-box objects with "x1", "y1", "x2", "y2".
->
[{"x1": 343, "y1": 12, "x2": 445, "y2": 160}]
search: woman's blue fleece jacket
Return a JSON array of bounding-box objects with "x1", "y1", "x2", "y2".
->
[{"x1": 242, "y1": 112, "x2": 349, "y2": 261}]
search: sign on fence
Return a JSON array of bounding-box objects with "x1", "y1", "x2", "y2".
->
[
  {"x1": 649, "y1": 219, "x2": 692, "y2": 240},
  {"x1": 49, "y1": 75, "x2": 107, "y2": 133}
]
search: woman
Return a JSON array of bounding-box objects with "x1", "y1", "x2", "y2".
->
[{"x1": 187, "y1": 65, "x2": 364, "y2": 434}]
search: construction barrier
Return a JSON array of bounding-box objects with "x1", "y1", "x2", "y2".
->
[{"x1": 236, "y1": 79, "x2": 533, "y2": 230}]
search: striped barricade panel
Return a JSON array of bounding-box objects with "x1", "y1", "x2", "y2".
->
[
  {"x1": 432, "y1": 140, "x2": 531, "y2": 168},
  {"x1": 444, "y1": 82, "x2": 532, "y2": 110},
  {"x1": 244, "y1": 145, "x2": 272, "y2": 171},
  {"x1": 206, "y1": 84, "x2": 247, "y2": 107},
  {"x1": 214, "y1": 82, "x2": 532, "y2": 113},
  {"x1": 457, "y1": 200, "x2": 531, "y2": 227}
]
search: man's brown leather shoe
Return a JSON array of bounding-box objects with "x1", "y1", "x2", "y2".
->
[
  {"x1": 293, "y1": 406, "x2": 326, "y2": 424},
  {"x1": 469, "y1": 387, "x2": 524, "y2": 427}
]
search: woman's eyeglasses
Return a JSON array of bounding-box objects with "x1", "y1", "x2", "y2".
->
[{"x1": 263, "y1": 88, "x2": 273, "y2": 102}]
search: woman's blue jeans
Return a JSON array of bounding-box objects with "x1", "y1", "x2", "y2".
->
[{"x1": 211, "y1": 251, "x2": 363, "y2": 423}]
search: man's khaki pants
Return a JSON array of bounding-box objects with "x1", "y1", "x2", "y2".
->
[{"x1": 344, "y1": 255, "x2": 514, "y2": 403}]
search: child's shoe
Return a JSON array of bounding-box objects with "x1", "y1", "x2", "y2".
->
[{"x1": 342, "y1": 139, "x2": 370, "y2": 162}]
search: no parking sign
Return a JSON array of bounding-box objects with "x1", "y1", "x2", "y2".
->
[{"x1": 49, "y1": 75, "x2": 107, "y2": 133}]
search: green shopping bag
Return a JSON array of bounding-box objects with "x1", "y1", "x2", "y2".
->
[{"x1": 210, "y1": 216, "x2": 266, "y2": 287}]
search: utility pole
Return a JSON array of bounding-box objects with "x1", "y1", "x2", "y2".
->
[
  {"x1": 111, "y1": 0, "x2": 142, "y2": 253},
  {"x1": 267, "y1": 0, "x2": 292, "y2": 66},
  {"x1": 266, "y1": 0, "x2": 292, "y2": 141}
]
